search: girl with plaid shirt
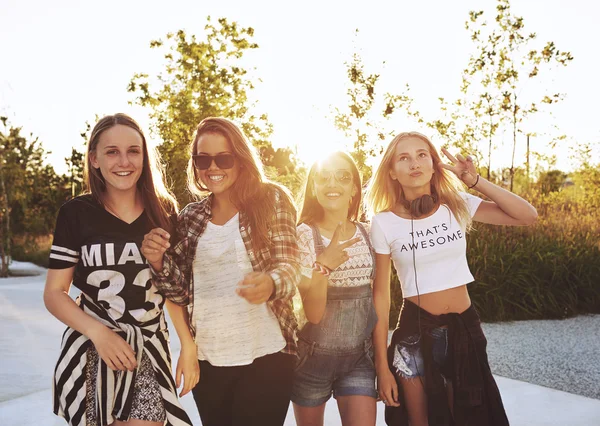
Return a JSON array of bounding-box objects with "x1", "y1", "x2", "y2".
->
[{"x1": 141, "y1": 117, "x2": 300, "y2": 426}]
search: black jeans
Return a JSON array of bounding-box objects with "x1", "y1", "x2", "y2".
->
[{"x1": 191, "y1": 351, "x2": 295, "y2": 426}]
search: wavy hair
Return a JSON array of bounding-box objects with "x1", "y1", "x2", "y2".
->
[
  {"x1": 84, "y1": 113, "x2": 178, "y2": 232},
  {"x1": 187, "y1": 117, "x2": 294, "y2": 252},
  {"x1": 297, "y1": 151, "x2": 362, "y2": 226},
  {"x1": 366, "y1": 131, "x2": 471, "y2": 230}
]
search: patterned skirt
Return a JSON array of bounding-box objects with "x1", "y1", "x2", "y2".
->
[{"x1": 85, "y1": 346, "x2": 166, "y2": 425}]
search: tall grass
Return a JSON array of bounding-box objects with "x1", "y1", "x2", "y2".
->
[{"x1": 389, "y1": 187, "x2": 600, "y2": 325}]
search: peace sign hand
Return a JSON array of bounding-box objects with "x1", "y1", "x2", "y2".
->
[
  {"x1": 316, "y1": 223, "x2": 361, "y2": 272},
  {"x1": 440, "y1": 147, "x2": 479, "y2": 187}
]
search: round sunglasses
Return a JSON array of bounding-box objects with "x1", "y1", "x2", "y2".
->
[
  {"x1": 192, "y1": 153, "x2": 235, "y2": 170},
  {"x1": 314, "y1": 169, "x2": 353, "y2": 185}
]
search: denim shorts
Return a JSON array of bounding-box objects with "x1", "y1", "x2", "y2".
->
[
  {"x1": 291, "y1": 339, "x2": 377, "y2": 407},
  {"x1": 391, "y1": 327, "x2": 449, "y2": 379}
]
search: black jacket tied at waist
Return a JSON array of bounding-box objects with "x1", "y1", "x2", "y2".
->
[{"x1": 385, "y1": 300, "x2": 509, "y2": 426}]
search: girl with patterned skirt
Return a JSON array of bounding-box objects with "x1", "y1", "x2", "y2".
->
[{"x1": 44, "y1": 114, "x2": 195, "y2": 426}]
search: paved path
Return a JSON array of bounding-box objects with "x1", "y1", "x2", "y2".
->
[
  {"x1": 483, "y1": 315, "x2": 600, "y2": 399},
  {"x1": 1, "y1": 267, "x2": 599, "y2": 425}
]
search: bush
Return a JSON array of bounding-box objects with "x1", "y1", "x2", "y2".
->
[{"x1": 11, "y1": 234, "x2": 51, "y2": 268}]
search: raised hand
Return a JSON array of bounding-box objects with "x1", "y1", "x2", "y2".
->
[
  {"x1": 141, "y1": 228, "x2": 171, "y2": 270},
  {"x1": 440, "y1": 147, "x2": 479, "y2": 187},
  {"x1": 88, "y1": 324, "x2": 137, "y2": 371},
  {"x1": 316, "y1": 223, "x2": 361, "y2": 271}
]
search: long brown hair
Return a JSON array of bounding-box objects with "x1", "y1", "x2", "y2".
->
[
  {"x1": 298, "y1": 151, "x2": 362, "y2": 226},
  {"x1": 366, "y1": 131, "x2": 471, "y2": 230},
  {"x1": 84, "y1": 113, "x2": 178, "y2": 232},
  {"x1": 187, "y1": 117, "x2": 294, "y2": 252}
]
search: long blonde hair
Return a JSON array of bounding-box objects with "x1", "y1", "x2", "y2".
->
[{"x1": 366, "y1": 131, "x2": 472, "y2": 230}]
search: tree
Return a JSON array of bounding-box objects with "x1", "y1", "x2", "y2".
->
[
  {"x1": 468, "y1": 0, "x2": 573, "y2": 190},
  {"x1": 568, "y1": 141, "x2": 600, "y2": 208},
  {"x1": 65, "y1": 123, "x2": 89, "y2": 198},
  {"x1": 0, "y1": 118, "x2": 67, "y2": 276},
  {"x1": 0, "y1": 117, "x2": 10, "y2": 276},
  {"x1": 462, "y1": 10, "x2": 505, "y2": 180},
  {"x1": 128, "y1": 18, "x2": 300, "y2": 203},
  {"x1": 333, "y1": 42, "x2": 409, "y2": 183}
]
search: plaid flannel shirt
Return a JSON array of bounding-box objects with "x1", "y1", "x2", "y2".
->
[{"x1": 151, "y1": 184, "x2": 300, "y2": 356}]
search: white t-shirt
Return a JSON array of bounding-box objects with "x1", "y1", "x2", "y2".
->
[
  {"x1": 370, "y1": 193, "x2": 483, "y2": 297},
  {"x1": 192, "y1": 213, "x2": 286, "y2": 366}
]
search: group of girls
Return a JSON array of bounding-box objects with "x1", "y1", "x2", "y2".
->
[{"x1": 45, "y1": 113, "x2": 536, "y2": 426}]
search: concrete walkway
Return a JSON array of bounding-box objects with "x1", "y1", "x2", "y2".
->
[{"x1": 1, "y1": 265, "x2": 599, "y2": 425}]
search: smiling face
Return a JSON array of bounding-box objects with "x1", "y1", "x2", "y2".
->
[
  {"x1": 90, "y1": 124, "x2": 144, "y2": 195},
  {"x1": 389, "y1": 136, "x2": 435, "y2": 193},
  {"x1": 195, "y1": 132, "x2": 240, "y2": 197},
  {"x1": 313, "y1": 155, "x2": 358, "y2": 214}
]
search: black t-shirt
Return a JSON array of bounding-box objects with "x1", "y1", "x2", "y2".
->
[{"x1": 49, "y1": 195, "x2": 164, "y2": 325}]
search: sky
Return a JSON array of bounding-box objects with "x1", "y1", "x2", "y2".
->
[{"x1": 1, "y1": 0, "x2": 599, "y2": 175}]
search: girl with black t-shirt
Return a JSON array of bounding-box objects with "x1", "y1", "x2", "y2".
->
[{"x1": 44, "y1": 114, "x2": 195, "y2": 426}]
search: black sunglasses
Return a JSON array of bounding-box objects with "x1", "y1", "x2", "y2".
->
[
  {"x1": 314, "y1": 169, "x2": 352, "y2": 185},
  {"x1": 192, "y1": 153, "x2": 235, "y2": 170}
]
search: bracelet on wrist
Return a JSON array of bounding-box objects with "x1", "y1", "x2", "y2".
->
[
  {"x1": 312, "y1": 261, "x2": 331, "y2": 276},
  {"x1": 468, "y1": 174, "x2": 480, "y2": 189}
]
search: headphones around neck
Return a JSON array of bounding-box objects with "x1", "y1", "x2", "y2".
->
[{"x1": 400, "y1": 194, "x2": 438, "y2": 218}]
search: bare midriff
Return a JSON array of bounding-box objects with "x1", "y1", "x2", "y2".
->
[{"x1": 405, "y1": 284, "x2": 471, "y2": 316}]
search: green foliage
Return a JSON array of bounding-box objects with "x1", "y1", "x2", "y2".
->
[
  {"x1": 64, "y1": 122, "x2": 89, "y2": 198},
  {"x1": 392, "y1": 0, "x2": 573, "y2": 191},
  {"x1": 469, "y1": 187, "x2": 599, "y2": 321},
  {"x1": 65, "y1": 148, "x2": 84, "y2": 197},
  {"x1": 0, "y1": 127, "x2": 68, "y2": 234},
  {"x1": 259, "y1": 144, "x2": 305, "y2": 197},
  {"x1": 537, "y1": 169, "x2": 567, "y2": 194},
  {"x1": 11, "y1": 235, "x2": 51, "y2": 268},
  {"x1": 333, "y1": 37, "x2": 409, "y2": 183},
  {"x1": 0, "y1": 119, "x2": 69, "y2": 276},
  {"x1": 129, "y1": 18, "x2": 300, "y2": 204},
  {"x1": 470, "y1": 0, "x2": 573, "y2": 191}
]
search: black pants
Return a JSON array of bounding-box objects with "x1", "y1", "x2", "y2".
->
[{"x1": 191, "y1": 351, "x2": 295, "y2": 426}]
